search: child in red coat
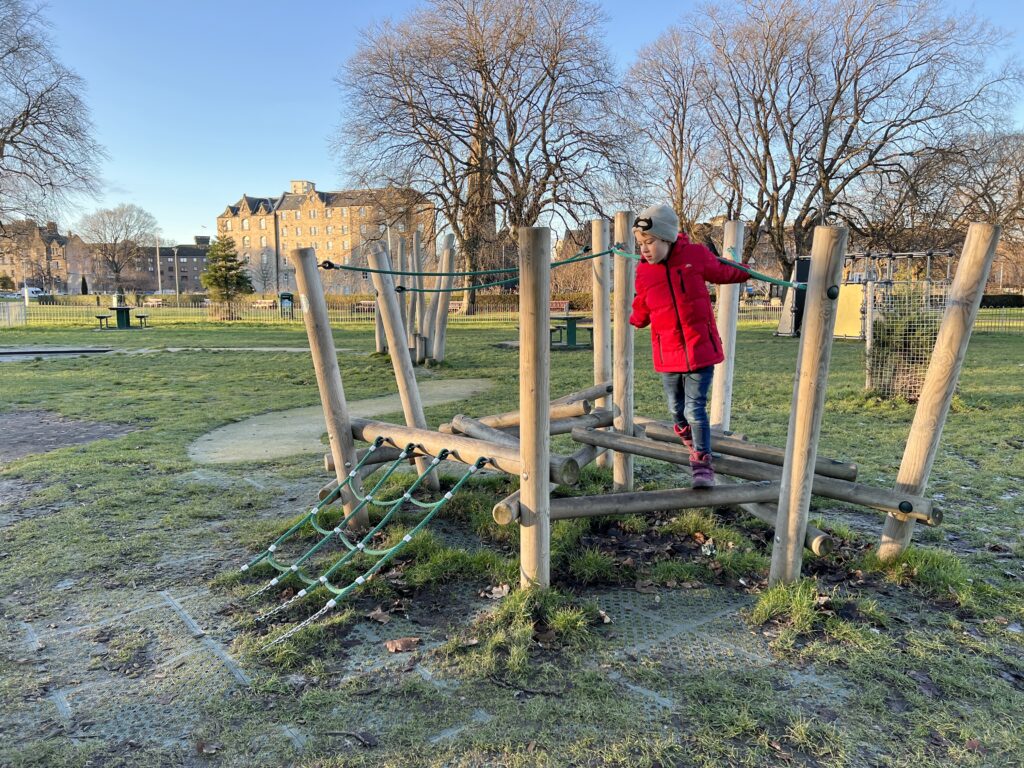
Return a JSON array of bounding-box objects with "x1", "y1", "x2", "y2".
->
[{"x1": 629, "y1": 204, "x2": 749, "y2": 488}]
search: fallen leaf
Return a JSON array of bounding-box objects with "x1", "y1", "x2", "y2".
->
[
  {"x1": 384, "y1": 637, "x2": 420, "y2": 653},
  {"x1": 458, "y1": 637, "x2": 480, "y2": 648},
  {"x1": 692, "y1": 531, "x2": 707, "y2": 545},
  {"x1": 366, "y1": 607, "x2": 391, "y2": 624},
  {"x1": 634, "y1": 580, "x2": 658, "y2": 594},
  {"x1": 598, "y1": 610, "x2": 613, "y2": 624},
  {"x1": 480, "y1": 583, "x2": 510, "y2": 600},
  {"x1": 200, "y1": 742, "x2": 221, "y2": 755},
  {"x1": 965, "y1": 738, "x2": 986, "y2": 753},
  {"x1": 534, "y1": 627, "x2": 557, "y2": 643}
]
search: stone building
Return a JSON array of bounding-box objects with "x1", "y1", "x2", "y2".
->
[
  {"x1": 0, "y1": 221, "x2": 91, "y2": 293},
  {"x1": 216, "y1": 181, "x2": 436, "y2": 294}
]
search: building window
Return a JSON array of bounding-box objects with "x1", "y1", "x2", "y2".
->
[
  {"x1": 341, "y1": 225, "x2": 348, "y2": 234},
  {"x1": 295, "y1": 227, "x2": 301, "y2": 236},
  {"x1": 224, "y1": 220, "x2": 232, "y2": 231},
  {"x1": 311, "y1": 226, "x2": 319, "y2": 236},
  {"x1": 309, "y1": 210, "x2": 316, "y2": 219},
  {"x1": 359, "y1": 207, "x2": 366, "y2": 217},
  {"x1": 242, "y1": 218, "x2": 249, "y2": 230},
  {"x1": 281, "y1": 226, "x2": 288, "y2": 236},
  {"x1": 344, "y1": 239, "x2": 350, "y2": 250},
  {"x1": 260, "y1": 235, "x2": 267, "y2": 247},
  {"x1": 242, "y1": 236, "x2": 250, "y2": 247},
  {"x1": 378, "y1": 224, "x2": 386, "y2": 233},
  {"x1": 259, "y1": 218, "x2": 266, "y2": 230},
  {"x1": 295, "y1": 211, "x2": 301, "y2": 220},
  {"x1": 326, "y1": 225, "x2": 333, "y2": 235},
  {"x1": 360, "y1": 224, "x2": 367, "y2": 235},
  {"x1": 326, "y1": 241, "x2": 333, "y2": 250},
  {"x1": 180, "y1": 257, "x2": 188, "y2": 263},
  {"x1": 325, "y1": 208, "x2": 332, "y2": 218}
]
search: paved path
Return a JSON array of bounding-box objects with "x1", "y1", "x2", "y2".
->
[{"x1": 187, "y1": 378, "x2": 494, "y2": 464}]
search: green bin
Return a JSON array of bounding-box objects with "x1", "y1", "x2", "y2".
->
[{"x1": 279, "y1": 292, "x2": 295, "y2": 319}]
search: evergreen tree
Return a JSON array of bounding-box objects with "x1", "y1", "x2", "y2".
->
[
  {"x1": 201, "y1": 236, "x2": 253, "y2": 302},
  {"x1": 80, "y1": 275, "x2": 88, "y2": 295}
]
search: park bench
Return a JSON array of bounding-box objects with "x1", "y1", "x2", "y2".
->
[
  {"x1": 95, "y1": 314, "x2": 111, "y2": 329},
  {"x1": 142, "y1": 297, "x2": 164, "y2": 308},
  {"x1": 550, "y1": 300, "x2": 570, "y2": 314},
  {"x1": 135, "y1": 313, "x2": 149, "y2": 327}
]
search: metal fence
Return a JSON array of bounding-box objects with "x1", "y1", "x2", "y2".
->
[
  {"x1": 0, "y1": 300, "x2": 522, "y2": 328},
  {"x1": 1, "y1": 298, "x2": 1019, "y2": 333}
]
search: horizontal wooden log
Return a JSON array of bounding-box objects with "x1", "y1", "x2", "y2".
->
[
  {"x1": 634, "y1": 415, "x2": 748, "y2": 442},
  {"x1": 440, "y1": 400, "x2": 592, "y2": 433},
  {"x1": 641, "y1": 420, "x2": 857, "y2": 481},
  {"x1": 492, "y1": 488, "x2": 522, "y2": 525},
  {"x1": 549, "y1": 482, "x2": 781, "y2": 519},
  {"x1": 570, "y1": 427, "x2": 935, "y2": 522},
  {"x1": 352, "y1": 417, "x2": 579, "y2": 486},
  {"x1": 324, "y1": 444, "x2": 409, "y2": 474},
  {"x1": 491, "y1": 444, "x2": 607, "y2": 525},
  {"x1": 502, "y1": 409, "x2": 616, "y2": 439},
  {"x1": 551, "y1": 381, "x2": 612, "y2": 405},
  {"x1": 451, "y1": 414, "x2": 520, "y2": 448},
  {"x1": 715, "y1": 478, "x2": 833, "y2": 555}
]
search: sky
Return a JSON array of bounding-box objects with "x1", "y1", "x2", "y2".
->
[{"x1": 41, "y1": 0, "x2": 1024, "y2": 246}]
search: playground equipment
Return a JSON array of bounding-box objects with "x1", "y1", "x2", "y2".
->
[{"x1": 240, "y1": 216, "x2": 1000, "y2": 635}]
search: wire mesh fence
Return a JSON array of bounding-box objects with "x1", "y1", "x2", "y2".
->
[{"x1": 864, "y1": 284, "x2": 947, "y2": 401}]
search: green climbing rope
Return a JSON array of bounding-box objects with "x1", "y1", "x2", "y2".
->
[
  {"x1": 261, "y1": 455, "x2": 489, "y2": 647},
  {"x1": 610, "y1": 246, "x2": 806, "y2": 291}
]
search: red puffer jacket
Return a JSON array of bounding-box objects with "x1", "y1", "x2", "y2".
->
[{"x1": 629, "y1": 233, "x2": 749, "y2": 373}]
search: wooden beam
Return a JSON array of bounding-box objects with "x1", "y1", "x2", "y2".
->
[
  {"x1": 351, "y1": 417, "x2": 579, "y2": 486},
  {"x1": 569, "y1": 427, "x2": 934, "y2": 522},
  {"x1": 877, "y1": 222, "x2": 1001, "y2": 561},
  {"x1": 770, "y1": 226, "x2": 848, "y2": 585},
  {"x1": 640, "y1": 420, "x2": 858, "y2": 481},
  {"x1": 291, "y1": 247, "x2": 366, "y2": 527},
  {"x1": 710, "y1": 220, "x2": 744, "y2": 431},
  {"x1": 613, "y1": 211, "x2": 635, "y2": 491},
  {"x1": 549, "y1": 482, "x2": 781, "y2": 519}
]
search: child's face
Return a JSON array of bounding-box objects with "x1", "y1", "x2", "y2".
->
[{"x1": 636, "y1": 233, "x2": 670, "y2": 264}]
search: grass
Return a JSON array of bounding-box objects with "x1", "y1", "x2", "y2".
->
[{"x1": 1, "y1": 321, "x2": 1022, "y2": 767}]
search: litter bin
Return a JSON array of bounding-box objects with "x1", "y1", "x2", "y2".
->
[{"x1": 279, "y1": 292, "x2": 294, "y2": 320}]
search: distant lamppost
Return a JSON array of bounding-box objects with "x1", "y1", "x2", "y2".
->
[
  {"x1": 173, "y1": 246, "x2": 180, "y2": 306},
  {"x1": 155, "y1": 235, "x2": 163, "y2": 295}
]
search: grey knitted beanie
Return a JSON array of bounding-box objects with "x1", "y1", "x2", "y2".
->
[{"x1": 633, "y1": 204, "x2": 679, "y2": 243}]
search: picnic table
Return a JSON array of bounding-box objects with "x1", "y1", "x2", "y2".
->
[{"x1": 550, "y1": 313, "x2": 592, "y2": 350}]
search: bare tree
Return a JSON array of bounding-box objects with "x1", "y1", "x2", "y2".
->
[
  {"x1": 336, "y1": 0, "x2": 628, "y2": 311},
  {"x1": 0, "y1": 0, "x2": 103, "y2": 227},
  {"x1": 689, "y1": 0, "x2": 1019, "y2": 274},
  {"x1": 621, "y1": 30, "x2": 722, "y2": 240},
  {"x1": 77, "y1": 204, "x2": 158, "y2": 292}
]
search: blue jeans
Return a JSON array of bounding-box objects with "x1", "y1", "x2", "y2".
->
[{"x1": 661, "y1": 367, "x2": 714, "y2": 454}]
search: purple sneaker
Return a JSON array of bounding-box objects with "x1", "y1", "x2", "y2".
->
[
  {"x1": 689, "y1": 451, "x2": 715, "y2": 489},
  {"x1": 674, "y1": 423, "x2": 694, "y2": 450}
]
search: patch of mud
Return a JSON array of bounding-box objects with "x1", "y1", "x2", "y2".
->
[
  {"x1": 0, "y1": 410, "x2": 136, "y2": 466},
  {"x1": 187, "y1": 377, "x2": 494, "y2": 464},
  {"x1": 0, "y1": 478, "x2": 51, "y2": 529}
]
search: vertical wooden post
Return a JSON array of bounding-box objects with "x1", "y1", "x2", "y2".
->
[
  {"x1": 519, "y1": 226, "x2": 551, "y2": 589},
  {"x1": 613, "y1": 211, "x2": 635, "y2": 491},
  {"x1": 431, "y1": 235, "x2": 456, "y2": 363},
  {"x1": 710, "y1": 220, "x2": 745, "y2": 431},
  {"x1": 367, "y1": 242, "x2": 440, "y2": 491},
  {"x1": 877, "y1": 223, "x2": 1001, "y2": 561},
  {"x1": 397, "y1": 237, "x2": 409, "y2": 332},
  {"x1": 291, "y1": 248, "x2": 367, "y2": 527},
  {"x1": 591, "y1": 219, "x2": 613, "y2": 468},
  {"x1": 374, "y1": 300, "x2": 387, "y2": 354},
  {"x1": 769, "y1": 226, "x2": 848, "y2": 585},
  {"x1": 413, "y1": 230, "x2": 427, "y2": 363}
]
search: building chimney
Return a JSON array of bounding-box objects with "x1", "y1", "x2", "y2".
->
[{"x1": 290, "y1": 180, "x2": 315, "y2": 194}]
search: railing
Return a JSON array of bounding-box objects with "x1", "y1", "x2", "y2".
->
[{"x1": 2, "y1": 298, "x2": 1020, "y2": 333}]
